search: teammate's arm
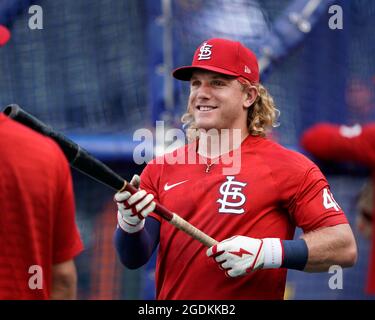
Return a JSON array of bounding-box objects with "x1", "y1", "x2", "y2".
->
[
  {"x1": 50, "y1": 260, "x2": 78, "y2": 299},
  {"x1": 301, "y1": 123, "x2": 375, "y2": 166},
  {"x1": 52, "y1": 149, "x2": 83, "y2": 299}
]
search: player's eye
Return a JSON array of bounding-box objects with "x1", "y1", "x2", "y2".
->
[
  {"x1": 190, "y1": 80, "x2": 201, "y2": 87},
  {"x1": 212, "y1": 79, "x2": 226, "y2": 86}
]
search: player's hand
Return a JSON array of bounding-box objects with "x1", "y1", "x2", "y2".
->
[
  {"x1": 206, "y1": 235, "x2": 282, "y2": 277},
  {"x1": 114, "y1": 175, "x2": 156, "y2": 233}
]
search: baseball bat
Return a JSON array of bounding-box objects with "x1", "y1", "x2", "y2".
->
[{"x1": 3, "y1": 104, "x2": 218, "y2": 247}]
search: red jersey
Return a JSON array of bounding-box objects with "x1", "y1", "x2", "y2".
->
[
  {"x1": 141, "y1": 134, "x2": 348, "y2": 299},
  {"x1": 0, "y1": 114, "x2": 84, "y2": 299},
  {"x1": 301, "y1": 123, "x2": 375, "y2": 294}
]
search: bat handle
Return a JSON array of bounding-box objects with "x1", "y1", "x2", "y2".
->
[
  {"x1": 119, "y1": 181, "x2": 218, "y2": 247},
  {"x1": 169, "y1": 213, "x2": 218, "y2": 247}
]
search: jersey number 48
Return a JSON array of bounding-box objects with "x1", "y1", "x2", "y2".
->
[{"x1": 323, "y1": 188, "x2": 341, "y2": 212}]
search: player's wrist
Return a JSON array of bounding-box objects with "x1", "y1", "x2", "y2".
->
[
  {"x1": 280, "y1": 239, "x2": 309, "y2": 270},
  {"x1": 261, "y1": 238, "x2": 283, "y2": 269},
  {"x1": 260, "y1": 238, "x2": 308, "y2": 271}
]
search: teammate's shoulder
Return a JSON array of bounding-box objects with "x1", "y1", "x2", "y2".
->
[{"x1": 1, "y1": 114, "x2": 61, "y2": 149}]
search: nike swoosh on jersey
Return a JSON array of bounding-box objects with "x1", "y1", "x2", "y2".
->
[{"x1": 164, "y1": 180, "x2": 189, "y2": 191}]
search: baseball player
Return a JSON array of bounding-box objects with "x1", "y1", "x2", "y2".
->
[
  {"x1": 301, "y1": 122, "x2": 375, "y2": 295},
  {"x1": 114, "y1": 38, "x2": 357, "y2": 299},
  {"x1": 0, "y1": 113, "x2": 83, "y2": 299}
]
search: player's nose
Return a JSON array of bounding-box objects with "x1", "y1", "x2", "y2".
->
[{"x1": 196, "y1": 82, "x2": 212, "y2": 100}]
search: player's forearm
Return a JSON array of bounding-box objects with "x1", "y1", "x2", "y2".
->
[
  {"x1": 114, "y1": 217, "x2": 160, "y2": 269},
  {"x1": 50, "y1": 279, "x2": 77, "y2": 300},
  {"x1": 301, "y1": 224, "x2": 357, "y2": 272},
  {"x1": 50, "y1": 260, "x2": 78, "y2": 300}
]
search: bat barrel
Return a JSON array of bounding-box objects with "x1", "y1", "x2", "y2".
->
[
  {"x1": 3, "y1": 104, "x2": 125, "y2": 191},
  {"x1": 73, "y1": 147, "x2": 125, "y2": 191},
  {"x1": 3, "y1": 104, "x2": 80, "y2": 163}
]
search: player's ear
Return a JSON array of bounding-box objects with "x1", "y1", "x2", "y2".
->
[{"x1": 244, "y1": 86, "x2": 258, "y2": 109}]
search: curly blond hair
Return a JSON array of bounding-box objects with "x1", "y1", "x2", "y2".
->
[
  {"x1": 181, "y1": 78, "x2": 280, "y2": 140},
  {"x1": 244, "y1": 81, "x2": 280, "y2": 137}
]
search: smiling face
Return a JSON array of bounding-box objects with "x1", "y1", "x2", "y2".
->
[{"x1": 188, "y1": 70, "x2": 254, "y2": 134}]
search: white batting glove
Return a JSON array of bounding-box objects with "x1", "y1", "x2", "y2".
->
[
  {"x1": 114, "y1": 175, "x2": 156, "y2": 233},
  {"x1": 206, "y1": 236, "x2": 283, "y2": 277}
]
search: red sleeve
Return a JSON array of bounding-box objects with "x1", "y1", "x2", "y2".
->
[
  {"x1": 289, "y1": 166, "x2": 348, "y2": 232},
  {"x1": 301, "y1": 123, "x2": 375, "y2": 168},
  {"x1": 53, "y1": 150, "x2": 84, "y2": 264}
]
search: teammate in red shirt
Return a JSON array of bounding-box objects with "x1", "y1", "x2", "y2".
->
[
  {"x1": 114, "y1": 38, "x2": 357, "y2": 299},
  {"x1": 301, "y1": 122, "x2": 375, "y2": 294},
  {"x1": 0, "y1": 113, "x2": 84, "y2": 299}
]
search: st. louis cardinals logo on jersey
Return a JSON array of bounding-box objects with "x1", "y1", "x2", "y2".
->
[
  {"x1": 198, "y1": 42, "x2": 213, "y2": 60},
  {"x1": 217, "y1": 176, "x2": 247, "y2": 214}
]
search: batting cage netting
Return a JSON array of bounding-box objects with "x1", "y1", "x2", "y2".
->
[{"x1": 0, "y1": 0, "x2": 374, "y2": 299}]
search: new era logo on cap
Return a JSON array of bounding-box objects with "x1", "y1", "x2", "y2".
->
[{"x1": 173, "y1": 38, "x2": 259, "y2": 84}]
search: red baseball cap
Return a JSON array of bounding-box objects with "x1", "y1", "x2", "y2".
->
[{"x1": 173, "y1": 38, "x2": 259, "y2": 84}]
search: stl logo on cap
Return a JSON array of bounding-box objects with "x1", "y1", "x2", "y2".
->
[{"x1": 198, "y1": 42, "x2": 213, "y2": 60}]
